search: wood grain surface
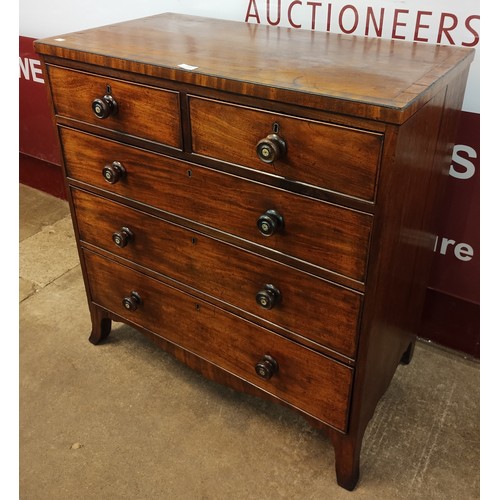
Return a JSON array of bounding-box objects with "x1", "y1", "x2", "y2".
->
[
  {"x1": 72, "y1": 188, "x2": 362, "y2": 358},
  {"x1": 47, "y1": 65, "x2": 182, "y2": 147},
  {"x1": 61, "y1": 127, "x2": 373, "y2": 282},
  {"x1": 35, "y1": 13, "x2": 474, "y2": 123},
  {"x1": 190, "y1": 96, "x2": 382, "y2": 201},
  {"x1": 84, "y1": 249, "x2": 353, "y2": 431}
]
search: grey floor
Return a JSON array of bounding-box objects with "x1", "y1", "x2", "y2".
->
[{"x1": 19, "y1": 184, "x2": 480, "y2": 499}]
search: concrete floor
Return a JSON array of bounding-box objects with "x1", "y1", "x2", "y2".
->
[{"x1": 19, "y1": 184, "x2": 480, "y2": 499}]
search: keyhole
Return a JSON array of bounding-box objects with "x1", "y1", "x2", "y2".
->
[{"x1": 272, "y1": 122, "x2": 280, "y2": 134}]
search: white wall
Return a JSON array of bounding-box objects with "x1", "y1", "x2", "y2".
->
[
  {"x1": 19, "y1": 1, "x2": 245, "y2": 38},
  {"x1": 19, "y1": 0, "x2": 479, "y2": 112}
]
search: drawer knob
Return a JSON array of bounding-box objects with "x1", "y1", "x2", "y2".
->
[
  {"x1": 92, "y1": 94, "x2": 118, "y2": 119},
  {"x1": 255, "y1": 355, "x2": 279, "y2": 380},
  {"x1": 257, "y1": 209, "x2": 283, "y2": 237},
  {"x1": 256, "y1": 132, "x2": 287, "y2": 164},
  {"x1": 112, "y1": 227, "x2": 134, "y2": 248},
  {"x1": 256, "y1": 284, "x2": 281, "y2": 310},
  {"x1": 102, "y1": 161, "x2": 126, "y2": 184},
  {"x1": 122, "y1": 291, "x2": 141, "y2": 311}
]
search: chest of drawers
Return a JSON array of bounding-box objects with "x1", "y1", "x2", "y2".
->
[{"x1": 35, "y1": 14, "x2": 473, "y2": 490}]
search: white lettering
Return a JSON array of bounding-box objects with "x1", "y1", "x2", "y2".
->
[
  {"x1": 454, "y1": 242, "x2": 474, "y2": 261},
  {"x1": 450, "y1": 144, "x2": 476, "y2": 179},
  {"x1": 19, "y1": 57, "x2": 30, "y2": 79},
  {"x1": 19, "y1": 57, "x2": 45, "y2": 83},
  {"x1": 434, "y1": 235, "x2": 474, "y2": 262},
  {"x1": 439, "y1": 237, "x2": 456, "y2": 255},
  {"x1": 29, "y1": 59, "x2": 44, "y2": 83}
]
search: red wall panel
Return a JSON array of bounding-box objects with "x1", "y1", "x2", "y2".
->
[
  {"x1": 429, "y1": 112, "x2": 479, "y2": 305},
  {"x1": 19, "y1": 36, "x2": 61, "y2": 165}
]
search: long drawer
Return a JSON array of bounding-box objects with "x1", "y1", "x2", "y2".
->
[
  {"x1": 72, "y1": 188, "x2": 362, "y2": 358},
  {"x1": 61, "y1": 127, "x2": 372, "y2": 281},
  {"x1": 83, "y1": 249, "x2": 353, "y2": 431},
  {"x1": 189, "y1": 96, "x2": 383, "y2": 201},
  {"x1": 47, "y1": 65, "x2": 182, "y2": 148}
]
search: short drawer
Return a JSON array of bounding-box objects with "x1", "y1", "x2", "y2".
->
[
  {"x1": 83, "y1": 249, "x2": 353, "y2": 431},
  {"x1": 47, "y1": 65, "x2": 182, "y2": 148},
  {"x1": 73, "y1": 189, "x2": 362, "y2": 358},
  {"x1": 61, "y1": 128, "x2": 372, "y2": 282},
  {"x1": 189, "y1": 96, "x2": 383, "y2": 201}
]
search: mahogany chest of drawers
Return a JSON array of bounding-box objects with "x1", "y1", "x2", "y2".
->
[{"x1": 35, "y1": 14, "x2": 473, "y2": 490}]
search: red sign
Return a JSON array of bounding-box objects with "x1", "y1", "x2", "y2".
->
[
  {"x1": 19, "y1": 36, "x2": 61, "y2": 166},
  {"x1": 429, "y1": 111, "x2": 479, "y2": 305}
]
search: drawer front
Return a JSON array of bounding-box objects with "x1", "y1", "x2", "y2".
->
[
  {"x1": 73, "y1": 189, "x2": 362, "y2": 358},
  {"x1": 83, "y1": 249, "x2": 353, "y2": 431},
  {"x1": 62, "y1": 128, "x2": 372, "y2": 281},
  {"x1": 47, "y1": 65, "x2": 182, "y2": 148},
  {"x1": 189, "y1": 97, "x2": 382, "y2": 201}
]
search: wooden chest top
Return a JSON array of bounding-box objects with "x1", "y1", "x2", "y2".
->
[{"x1": 34, "y1": 12, "x2": 473, "y2": 123}]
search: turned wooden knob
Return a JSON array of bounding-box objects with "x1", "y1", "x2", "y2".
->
[
  {"x1": 112, "y1": 227, "x2": 133, "y2": 248},
  {"x1": 257, "y1": 209, "x2": 283, "y2": 237},
  {"x1": 122, "y1": 291, "x2": 141, "y2": 311},
  {"x1": 256, "y1": 130, "x2": 286, "y2": 163},
  {"x1": 256, "y1": 284, "x2": 281, "y2": 310},
  {"x1": 102, "y1": 161, "x2": 126, "y2": 184},
  {"x1": 255, "y1": 355, "x2": 279, "y2": 380},
  {"x1": 92, "y1": 93, "x2": 118, "y2": 119}
]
